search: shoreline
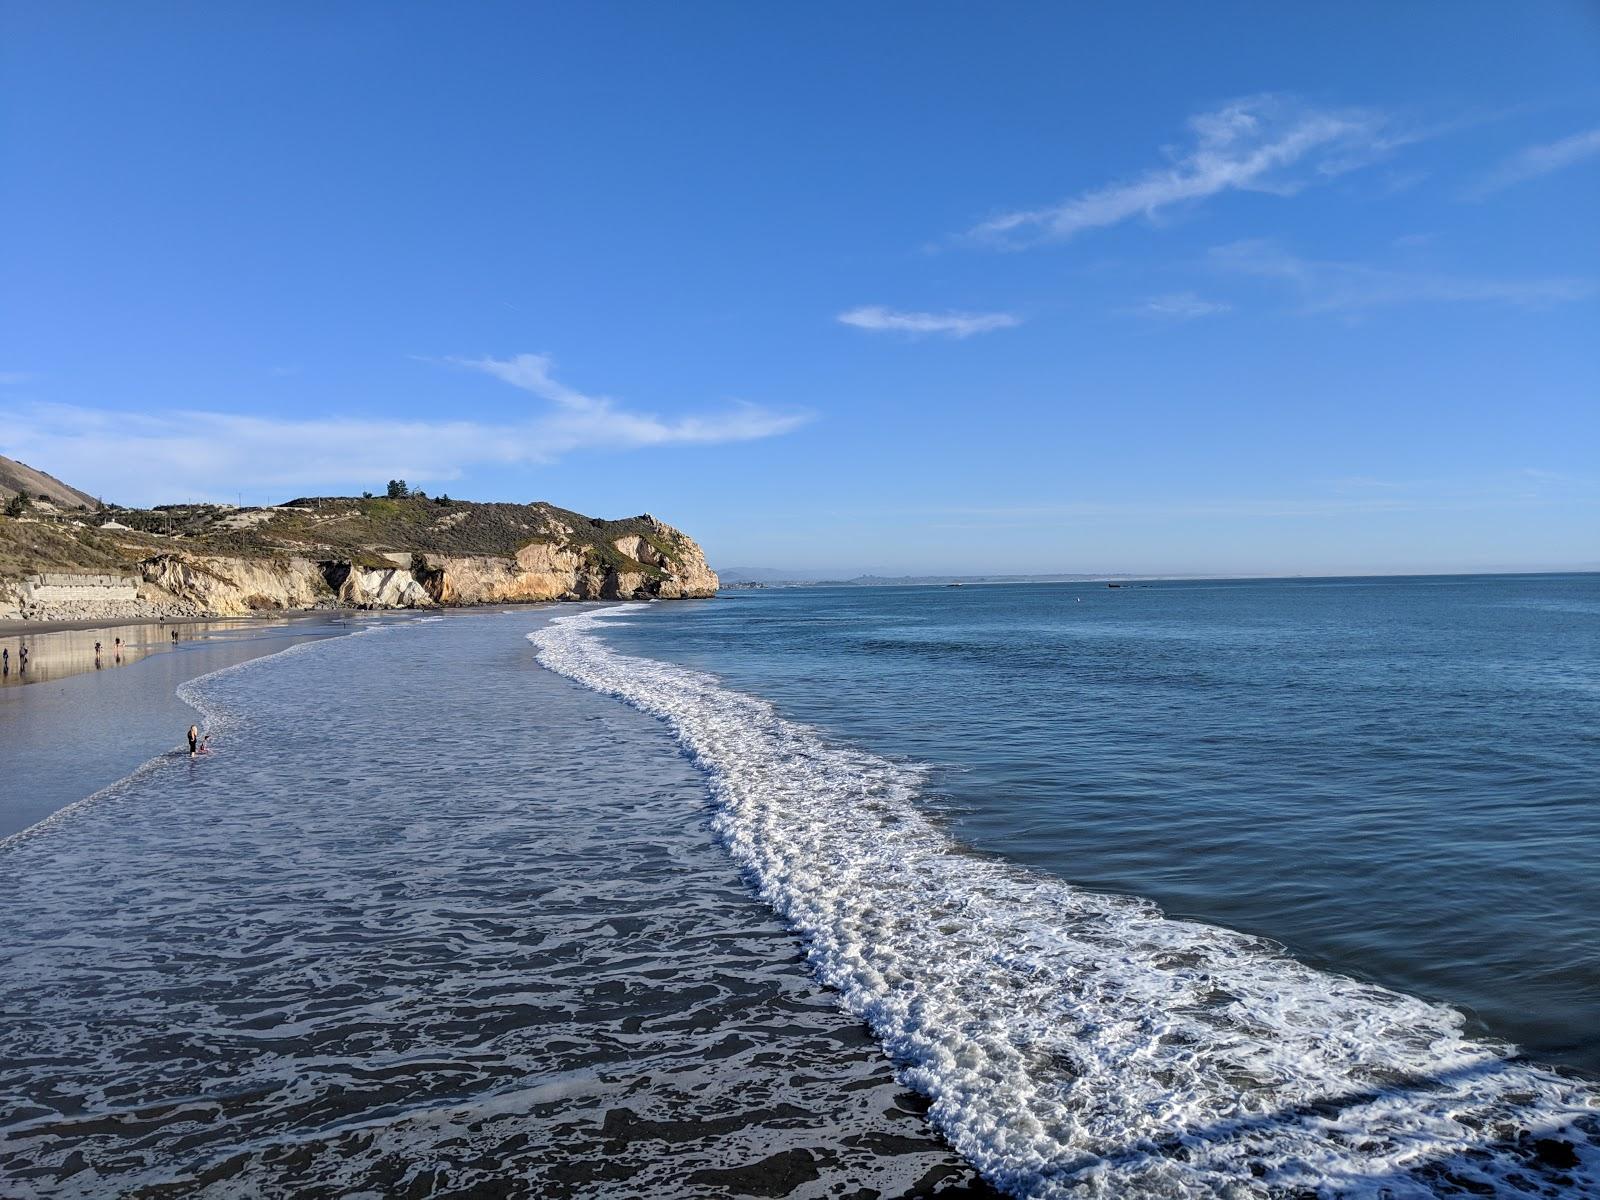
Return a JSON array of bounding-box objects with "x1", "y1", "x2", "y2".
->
[
  {"x1": 0, "y1": 601, "x2": 570, "y2": 689},
  {"x1": 0, "y1": 597, "x2": 604, "y2": 639},
  {"x1": 0, "y1": 616, "x2": 367, "y2": 837},
  {"x1": 2, "y1": 613, "x2": 279, "y2": 637},
  {"x1": 0, "y1": 612, "x2": 362, "y2": 692},
  {"x1": 0, "y1": 604, "x2": 564, "y2": 835}
]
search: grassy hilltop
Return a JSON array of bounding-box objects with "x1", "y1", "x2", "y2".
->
[{"x1": 1, "y1": 492, "x2": 697, "y2": 580}]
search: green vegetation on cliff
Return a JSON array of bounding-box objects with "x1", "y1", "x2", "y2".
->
[
  {"x1": 0, "y1": 491, "x2": 712, "y2": 594},
  {"x1": 0, "y1": 520, "x2": 132, "y2": 578}
]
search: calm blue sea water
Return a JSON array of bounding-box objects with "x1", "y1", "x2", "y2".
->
[{"x1": 596, "y1": 575, "x2": 1600, "y2": 1077}]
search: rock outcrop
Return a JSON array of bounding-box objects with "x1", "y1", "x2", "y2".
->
[
  {"x1": 637, "y1": 518, "x2": 719, "y2": 599},
  {"x1": 130, "y1": 532, "x2": 716, "y2": 617},
  {"x1": 139, "y1": 554, "x2": 332, "y2": 615}
]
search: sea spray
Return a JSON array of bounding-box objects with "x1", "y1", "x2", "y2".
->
[{"x1": 531, "y1": 606, "x2": 1600, "y2": 1199}]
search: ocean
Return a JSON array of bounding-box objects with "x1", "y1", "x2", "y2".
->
[{"x1": 2, "y1": 574, "x2": 1597, "y2": 1197}]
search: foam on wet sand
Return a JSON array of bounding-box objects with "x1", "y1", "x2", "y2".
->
[{"x1": 0, "y1": 612, "x2": 985, "y2": 1197}]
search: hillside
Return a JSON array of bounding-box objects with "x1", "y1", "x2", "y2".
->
[
  {"x1": 0, "y1": 484, "x2": 719, "y2": 621},
  {"x1": 0, "y1": 454, "x2": 99, "y2": 510}
]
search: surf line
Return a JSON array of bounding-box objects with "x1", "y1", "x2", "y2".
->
[{"x1": 529, "y1": 606, "x2": 1599, "y2": 1199}]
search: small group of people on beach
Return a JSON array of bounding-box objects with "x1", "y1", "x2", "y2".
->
[
  {"x1": 187, "y1": 724, "x2": 211, "y2": 757},
  {"x1": 4, "y1": 624, "x2": 189, "y2": 681}
]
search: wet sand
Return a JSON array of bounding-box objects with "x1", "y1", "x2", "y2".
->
[
  {"x1": 0, "y1": 614, "x2": 358, "y2": 689},
  {"x1": 0, "y1": 607, "x2": 569, "y2": 839},
  {"x1": 4, "y1": 615, "x2": 262, "y2": 637},
  {"x1": 0, "y1": 614, "x2": 372, "y2": 837},
  {"x1": 0, "y1": 611, "x2": 993, "y2": 1196}
]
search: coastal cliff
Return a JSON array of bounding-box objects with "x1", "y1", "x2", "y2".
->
[{"x1": 0, "y1": 488, "x2": 718, "y2": 622}]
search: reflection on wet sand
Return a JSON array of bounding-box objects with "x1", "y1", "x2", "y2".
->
[
  {"x1": 0, "y1": 613, "x2": 372, "y2": 839},
  {"x1": 0, "y1": 617, "x2": 328, "y2": 687}
]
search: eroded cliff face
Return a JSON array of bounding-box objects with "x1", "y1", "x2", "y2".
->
[
  {"x1": 417, "y1": 542, "x2": 589, "y2": 604},
  {"x1": 121, "y1": 515, "x2": 718, "y2": 619},
  {"x1": 140, "y1": 554, "x2": 334, "y2": 616}
]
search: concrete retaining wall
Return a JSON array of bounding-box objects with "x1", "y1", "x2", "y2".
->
[{"x1": 19, "y1": 573, "x2": 141, "y2": 606}]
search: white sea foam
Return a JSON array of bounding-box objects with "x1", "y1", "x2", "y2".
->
[{"x1": 531, "y1": 606, "x2": 1600, "y2": 1199}]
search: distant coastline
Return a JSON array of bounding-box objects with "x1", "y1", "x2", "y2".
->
[{"x1": 717, "y1": 567, "x2": 1600, "y2": 589}]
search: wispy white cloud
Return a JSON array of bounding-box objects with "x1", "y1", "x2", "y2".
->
[
  {"x1": 1209, "y1": 239, "x2": 1595, "y2": 313},
  {"x1": 2, "y1": 356, "x2": 810, "y2": 506},
  {"x1": 836, "y1": 306, "x2": 1021, "y2": 338},
  {"x1": 1130, "y1": 292, "x2": 1232, "y2": 320},
  {"x1": 449, "y1": 353, "x2": 599, "y2": 409},
  {"x1": 0, "y1": 371, "x2": 35, "y2": 386},
  {"x1": 448, "y1": 352, "x2": 810, "y2": 445},
  {"x1": 962, "y1": 94, "x2": 1394, "y2": 247},
  {"x1": 1469, "y1": 126, "x2": 1600, "y2": 197}
]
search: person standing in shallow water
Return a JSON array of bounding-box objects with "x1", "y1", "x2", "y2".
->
[{"x1": 187, "y1": 724, "x2": 200, "y2": 756}]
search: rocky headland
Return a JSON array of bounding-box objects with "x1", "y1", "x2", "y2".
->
[{"x1": 0, "y1": 458, "x2": 718, "y2": 623}]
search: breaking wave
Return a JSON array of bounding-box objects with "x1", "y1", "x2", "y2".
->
[{"x1": 530, "y1": 607, "x2": 1600, "y2": 1198}]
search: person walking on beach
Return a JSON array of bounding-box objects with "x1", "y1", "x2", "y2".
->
[{"x1": 188, "y1": 724, "x2": 200, "y2": 756}]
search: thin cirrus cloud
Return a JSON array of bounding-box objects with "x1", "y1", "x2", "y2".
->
[
  {"x1": 961, "y1": 93, "x2": 1395, "y2": 247},
  {"x1": 1132, "y1": 292, "x2": 1233, "y2": 320},
  {"x1": 837, "y1": 306, "x2": 1022, "y2": 338},
  {"x1": 1468, "y1": 126, "x2": 1600, "y2": 197},
  {"x1": 3, "y1": 355, "x2": 810, "y2": 507},
  {"x1": 1209, "y1": 239, "x2": 1595, "y2": 314}
]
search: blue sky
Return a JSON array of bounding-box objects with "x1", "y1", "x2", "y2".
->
[{"x1": 2, "y1": 2, "x2": 1596, "y2": 576}]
